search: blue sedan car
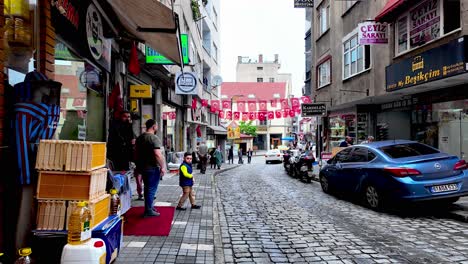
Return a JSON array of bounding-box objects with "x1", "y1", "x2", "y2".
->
[{"x1": 319, "y1": 140, "x2": 468, "y2": 210}]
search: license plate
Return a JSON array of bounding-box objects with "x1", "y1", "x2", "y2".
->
[{"x1": 431, "y1": 184, "x2": 458, "y2": 193}]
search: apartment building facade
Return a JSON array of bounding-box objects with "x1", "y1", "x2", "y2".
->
[{"x1": 306, "y1": 0, "x2": 468, "y2": 159}]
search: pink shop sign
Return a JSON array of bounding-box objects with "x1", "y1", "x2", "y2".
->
[{"x1": 358, "y1": 21, "x2": 388, "y2": 44}]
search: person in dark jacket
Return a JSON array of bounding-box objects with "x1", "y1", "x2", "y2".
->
[
  {"x1": 176, "y1": 152, "x2": 202, "y2": 210},
  {"x1": 247, "y1": 148, "x2": 253, "y2": 164},
  {"x1": 228, "y1": 147, "x2": 234, "y2": 164},
  {"x1": 107, "y1": 110, "x2": 136, "y2": 171}
]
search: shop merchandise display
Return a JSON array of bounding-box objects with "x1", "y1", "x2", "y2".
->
[
  {"x1": 357, "y1": 113, "x2": 368, "y2": 144},
  {"x1": 67, "y1": 202, "x2": 92, "y2": 245},
  {"x1": 329, "y1": 117, "x2": 345, "y2": 149},
  {"x1": 109, "y1": 189, "x2": 121, "y2": 216},
  {"x1": 376, "y1": 123, "x2": 389, "y2": 141}
]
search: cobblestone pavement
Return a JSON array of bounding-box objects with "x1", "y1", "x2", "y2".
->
[
  {"x1": 216, "y1": 157, "x2": 468, "y2": 264},
  {"x1": 115, "y1": 163, "x2": 238, "y2": 264}
]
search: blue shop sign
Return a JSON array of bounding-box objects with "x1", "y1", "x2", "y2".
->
[{"x1": 386, "y1": 36, "x2": 467, "y2": 92}]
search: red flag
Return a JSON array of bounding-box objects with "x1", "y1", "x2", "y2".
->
[
  {"x1": 109, "y1": 82, "x2": 124, "y2": 119},
  {"x1": 242, "y1": 112, "x2": 249, "y2": 121},
  {"x1": 301, "y1": 96, "x2": 311, "y2": 103},
  {"x1": 237, "y1": 101, "x2": 246, "y2": 112},
  {"x1": 218, "y1": 110, "x2": 225, "y2": 119},
  {"x1": 233, "y1": 112, "x2": 240, "y2": 120},
  {"x1": 280, "y1": 99, "x2": 290, "y2": 109},
  {"x1": 169, "y1": 112, "x2": 176, "y2": 120},
  {"x1": 191, "y1": 98, "x2": 197, "y2": 109},
  {"x1": 275, "y1": 110, "x2": 282, "y2": 118},
  {"x1": 128, "y1": 42, "x2": 141, "y2": 75},
  {"x1": 196, "y1": 125, "x2": 202, "y2": 137},
  {"x1": 270, "y1": 99, "x2": 277, "y2": 107},
  {"x1": 267, "y1": 111, "x2": 274, "y2": 119},
  {"x1": 289, "y1": 109, "x2": 295, "y2": 117},
  {"x1": 248, "y1": 100, "x2": 257, "y2": 111},
  {"x1": 222, "y1": 100, "x2": 231, "y2": 109},
  {"x1": 162, "y1": 112, "x2": 168, "y2": 120},
  {"x1": 259, "y1": 100, "x2": 267, "y2": 111},
  {"x1": 226, "y1": 110, "x2": 232, "y2": 120},
  {"x1": 201, "y1": 99, "x2": 208, "y2": 107},
  {"x1": 258, "y1": 112, "x2": 266, "y2": 121},
  {"x1": 294, "y1": 107, "x2": 301, "y2": 115},
  {"x1": 291, "y1": 97, "x2": 300, "y2": 108},
  {"x1": 282, "y1": 109, "x2": 289, "y2": 118},
  {"x1": 211, "y1": 100, "x2": 220, "y2": 112},
  {"x1": 249, "y1": 112, "x2": 256, "y2": 120}
]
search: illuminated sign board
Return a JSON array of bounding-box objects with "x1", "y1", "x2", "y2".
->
[{"x1": 146, "y1": 34, "x2": 189, "y2": 65}]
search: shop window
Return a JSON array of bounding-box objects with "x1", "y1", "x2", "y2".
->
[
  {"x1": 395, "y1": 0, "x2": 460, "y2": 55},
  {"x1": 317, "y1": 2, "x2": 330, "y2": 36},
  {"x1": 343, "y1": 0, "x2": 357, "y2": 14},
  {"x1": 343, "y1": 31, "x2": 371, "y2": 80},
  {"x1": 317, "y1": 59, "x2": 331, "y2": 88}
]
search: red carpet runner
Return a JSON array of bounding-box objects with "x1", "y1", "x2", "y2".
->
[{"x1": 123, "y1": 206, "x2": 175, "y2": 236}]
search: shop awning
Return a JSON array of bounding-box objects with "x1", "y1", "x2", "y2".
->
[
  {"x1": 107, "y1": 0, "x2": 183, "y2": 66},
  {"x1": 375, "y1": 0, "x2": 407, "y2": 22},
  {"x1": 208, "y1": 126, "x2": 228, "y2": 135}
]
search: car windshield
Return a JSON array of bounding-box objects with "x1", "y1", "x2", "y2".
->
[{"x1": 379, "y1": 143, "x2": 439, "y2": 159}]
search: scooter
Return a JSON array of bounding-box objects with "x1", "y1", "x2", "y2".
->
[
  {"x1": 283, "y1": 151, "x2": 293, "y2": 174},
  {"x1": 291, "y1": 152, "x2": 315, "y2": 183}
]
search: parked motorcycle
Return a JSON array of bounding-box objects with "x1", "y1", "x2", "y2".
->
[
  {"x1": 283, "y1": 150, "x2": 293, "y2": 174},
  {"x1": 290, "y1": 152, "x2": 315, "y2": 183}
]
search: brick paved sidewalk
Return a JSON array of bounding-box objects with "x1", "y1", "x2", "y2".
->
[{"x1": 114, "y1": 164, "x2": 238, "y2": 264}]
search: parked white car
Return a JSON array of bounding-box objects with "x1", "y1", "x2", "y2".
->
[{"x1": 265, "y1": 149, "x2": 283, "y2": 164}]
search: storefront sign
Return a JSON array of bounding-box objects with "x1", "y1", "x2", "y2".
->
[
  {"x1": 386, "y1": 36, "x2": 467, "y2": 91},
  {"x1": 358, "y1": 21, "x2": 388, "y2": 44},
  {"x1": 175, "y1": 72, "x2": 198, "y2": 95},
  {"x1": 301, "y1": 103, "x2": 327, "y2": 117},
  {"x1": 227, "y1": 127, "x2": 241, "y2": 139},
  {"x1": 381, "y1": 98, "x2": 417, "y2": 110},
  {"x1": 410, "y1": 0, "x2": 440, "y2": 49},
  {"x1": 130, "y1": 85, "x2": 152, "y2": 98},
  {"x1": 294, "y1": 0, "x2": 313, "y2": 8},
  {"x1": 146, "y1": 34, "x2": 189, "y2": 65},
  {"x1": 320, "y1": 152, "x2": 333, "y2": 163}
]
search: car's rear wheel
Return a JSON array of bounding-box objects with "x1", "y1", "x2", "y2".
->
[
  {"x1": 364, "y1": 184, "x2": 382, "y2": 210},
  {"x1": 320, "y1": 175, "x2": 331, "y2": 193}
]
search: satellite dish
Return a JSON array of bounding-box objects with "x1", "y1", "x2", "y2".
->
[{"x1": 212, "y1": 75, "x2": 223, "y2": 87}]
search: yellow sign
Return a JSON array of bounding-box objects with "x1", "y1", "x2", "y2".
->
[
  {"x1": 130, "y1": 99, "x2": 138, "y2": 112},
  {"x1": 130, "y1": 85, "x2": 152, "y2": 98},
  {"x1": 227, "y1": 127, "x2": 241, "y2": 139}
]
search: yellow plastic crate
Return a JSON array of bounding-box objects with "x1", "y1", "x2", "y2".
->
[
  {"x1": 36, "y1": 168, "x2": 108, "y2": 200},
  {"x1": 36, "y1": 194, "x2": 110, "y2": 231},
  {"x1": 36, "y1": 140, "x2": 107, "y2": 172}
]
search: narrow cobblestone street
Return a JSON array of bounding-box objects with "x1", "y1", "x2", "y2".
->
[{"x1": 216, "y1": 157, "x2": 468, "y2": 264}]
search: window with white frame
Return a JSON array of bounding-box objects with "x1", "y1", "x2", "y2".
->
[
  {"x1": 318, "y1": 2, "x2": 330, "y2": 36},
  {"x1": 343, "y1": 32, "x2": 371, "y2": 79},
  {"x1": 395, "y1": 0, "x2": 460, "y2": 55},
  {"x1": 343, "y1": 0, "x2": 357, "y2": 13},
  {"x1": 317, "y1": 59, "x2": 331, "y2": 88}
]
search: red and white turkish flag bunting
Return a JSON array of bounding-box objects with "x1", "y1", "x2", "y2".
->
[
  {"x1": 191, "y1": 98, "x2": 197, "y2": 109},
  {"x1": 267, "y1": 111, "x2": 275, "y2": 119},
  {"x1": 226, "y1": 110, "x2": 232, "y2": 120},
  {"x1": 237, "y1": 101, "x2": 246, "y2": 112},
  {"x1": 233, "y1": 112, "x2": 240, "y2": 120},
  {"x1": 201, "y1": 99, "x2": 208, "y2": 107},
  {"x1": 289, "y1": 109, "x2": 295, "y2": 118},
  {"x1": 248, "y1": 101, "x2": 257, "y2": 111},
  {"x1": 249, "y1": 112, "x2": 256, "y2": 120},
  {"x1": 270, "y1": 99, "x2": 278, "y2": 108},
  {"x1": 258, "y1": 112, "x2": 266, "y2": 121},
  {"x1": 222, "y1": 100, "x2": 231, "y2": 109},
  {"x1": 242, "y1": 112, "x2": 249, "y2": 121},
  {"x1": 162, "y1": 112, "x2": 168, "y2": 120},
  {"x1": 290, "y1": 97, "x2": 300, "y2": 108},
  {"x1": 259, "y1": 100, "x2": 267, "y2": 111},
  {"x1": 280, "y1": 99, "x2": 290, "y2": 109},
  {"x1": 218, "y1": 110, "x2": 225, "y2": 119},
  {"x1": 275, "y1": 110, "x2": 282, "y2": 118},
  {"x1": 171, "y1": 112, "x2": 177, "y2": 120},
  {"x1": 210, "y1": 100, "x2": 220, "y2": 113},
  {"x1": 294, "y1": 107, "x2": 301, "y2": 115},
  {"x1": 282, "y1": 109, "x2": 289, "y2": 118},
  {"x1": 301, "y1": 96, "x2": 312, "y2": 103}
]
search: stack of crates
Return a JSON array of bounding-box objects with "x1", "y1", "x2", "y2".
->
[{"x1": 35, "y1": 140, "x2": 109, "y2": 231}]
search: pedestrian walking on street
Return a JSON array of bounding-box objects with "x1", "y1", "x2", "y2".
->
[
  {"x1": 107, "y1": 110, "x2": 136, "y2": 171},
  {"x1": 247, "y1": 148, "x2": 253, "y2": 164},
  {"x1": 176, "y1": 152, "x2": 202, "y2": 210},
  {"x1": 135, "y1": 119, "x2": 166, "y2": 217},
  {"x1": 238, "y1": 148, "x2": 244, "y2": 164},
  {"x1": 339, "y1": 136, "x2": 353, "y2": 147},
  {"x1": 214, "y1": 146, "x2": 223, "y2": 169},
  {"x1": 210, "y1": 148, "x2": 216, "y2": 169},
  {"x1": 228, "y1": 147, "x2": 234, "y2": 164},
  {"x1": 198, "y1": 141, "x2": 208, "y2": 173}
]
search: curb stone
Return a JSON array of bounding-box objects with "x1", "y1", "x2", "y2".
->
[{"x1": 211, "y1": 165, "x2": 242, "y2": 264}]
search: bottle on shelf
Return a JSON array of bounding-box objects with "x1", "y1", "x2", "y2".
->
[
  {"x1": 110, "y1": 188, "x2": 121, "y2": 216},
  {"x1": 14, "y1": 248, "x2": 32, "y2": 264},
  {"x1": 67, "y1": 201, "x2": 92, "y2": 245}
]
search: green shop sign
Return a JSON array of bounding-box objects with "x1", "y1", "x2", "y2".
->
[{"x1": 146, "y1": 34, "x2": 189, "y2": 65}]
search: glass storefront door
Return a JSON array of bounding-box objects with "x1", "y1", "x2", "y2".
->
[{"x1": 434, "y1": 100, "x2": 468, "y2": 159}]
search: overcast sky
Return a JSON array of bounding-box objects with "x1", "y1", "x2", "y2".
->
[{"x1": 220, "y1": 0, "x2": 306, "y2": 96}]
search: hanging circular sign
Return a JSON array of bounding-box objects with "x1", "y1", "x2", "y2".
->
[
  {"x1": 175, "y1": 72, "x2": 198, "y2": 94},
  {"x1": 86, "y1": 3, "x2": 104, "y2": 60}
]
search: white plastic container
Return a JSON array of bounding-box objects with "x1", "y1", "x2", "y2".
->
[{"x1": 61, "y1": 238, "x2": 106, "y2": 264}]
